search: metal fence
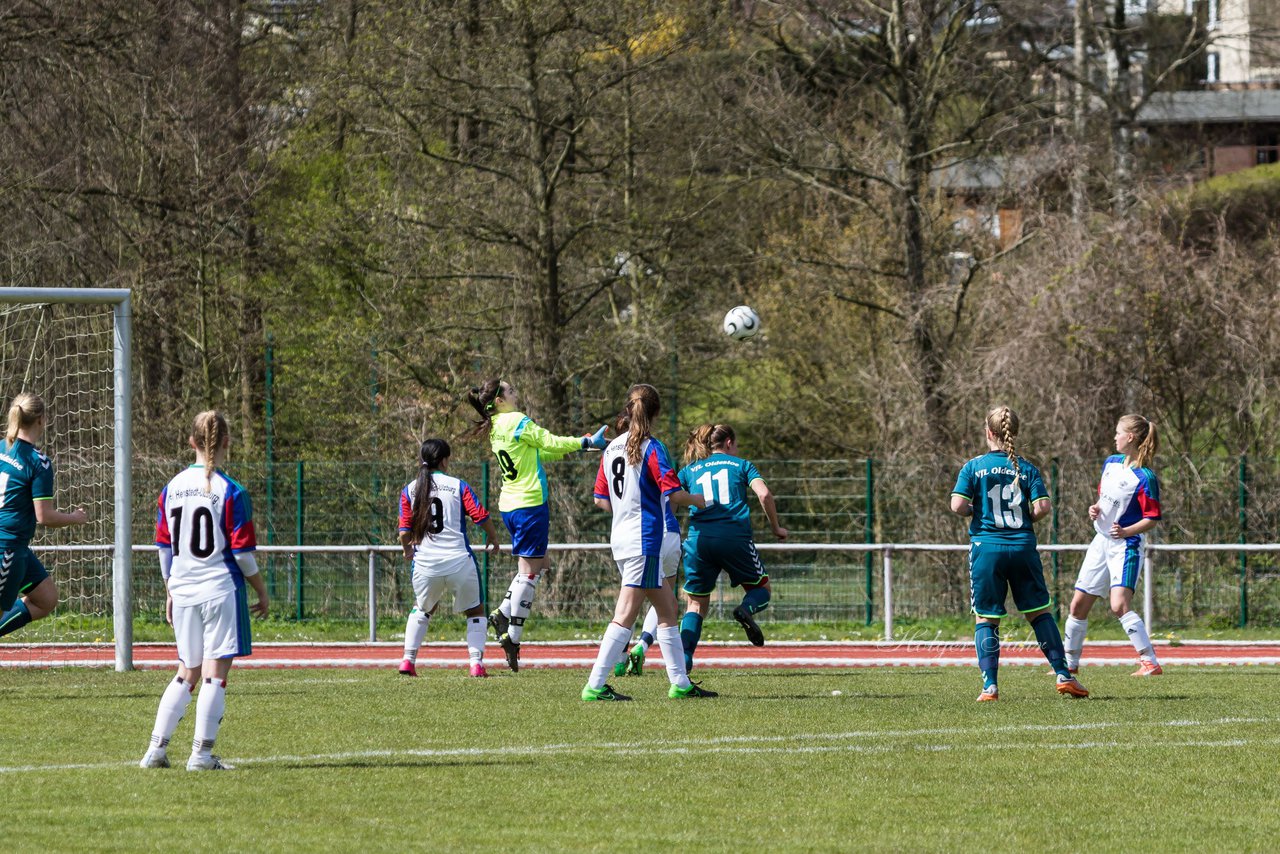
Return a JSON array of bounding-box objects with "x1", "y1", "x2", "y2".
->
[{"x1": 73, "y1": 453, "x2": 1280, "y2": 629}]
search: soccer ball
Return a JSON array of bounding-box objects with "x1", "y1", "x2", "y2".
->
[{"x1": 722, "y1": 305, "x2": 761, "y2": 340}]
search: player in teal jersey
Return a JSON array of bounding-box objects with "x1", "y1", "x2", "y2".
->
[
  {"x1": 676, "y1": 423, "x2": 788, "y2": 671},
  {"x1": 466, "y1": 379, "x2": 607, "y2": 671},
  {"x1": 0, "y1": 393, "x2": 90, "y2": 637},
  {"x1": 949, "y1": 406, "x2": 1087, "y2": 702}
]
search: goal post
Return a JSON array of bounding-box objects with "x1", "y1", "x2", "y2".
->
[{"x1": 0, "y1": 288, "x2": 132, "y2": 671}]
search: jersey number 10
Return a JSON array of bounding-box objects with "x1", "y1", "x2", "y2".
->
[{"x1": 169, "y1": 506, "x2": 217, "y2": 559}]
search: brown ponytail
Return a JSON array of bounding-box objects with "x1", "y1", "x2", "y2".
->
[
  {"x1": 683, "y1": 423, "x2": 735, "y2": 465},
  {"x1": 1119, "y1": 414, "x2": 1158, "y2": 470},
  {"x1": 622, "y1": 384, "x2": 661, "y2": 466},
  {"x1": 464, "y1": 379, "x2": 503, "y2": 441}
]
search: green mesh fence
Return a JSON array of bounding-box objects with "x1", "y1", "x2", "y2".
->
[{"x1": 118, "y1": 454, "x2": 1280, "y2": 629}]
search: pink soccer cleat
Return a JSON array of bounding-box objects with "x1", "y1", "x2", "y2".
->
[
  {"x1": 1132, "y1": 659, "x2": 1163, "y2": 677},
  {"x1": 398, "y1": 659, "x2": 417, "y2": 677},
  {"x1": 469, "y1": 662, "x2": 488, "y2": 678}
]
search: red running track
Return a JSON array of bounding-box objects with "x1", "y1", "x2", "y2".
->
[{"x1": 1, "y1": 640, "x2": 1278, "y2": 669}]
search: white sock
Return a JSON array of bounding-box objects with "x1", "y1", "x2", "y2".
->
[
  {"x1": 657, "y1": 624, "x2": 690, "y2": 690},
  {"x1": 587, "y1": 622, "x2": 632, "y2": 690},
  {"x1": 498, "y1": 577, "x2": 516, "y2": 618},
  {"x1": 403, "y1": 608, "x2": 430, "y2": 662},
  {"x1": 1120, "y1": 611, "x2": 1156, "y2": 663},
  {"x1": 465, "y1": 616, "x2": 486, "y2": 664},
  {"x1": 640, "y1": 606, "x2": 659, "y2": 650},
  {"x1": 148, "y1": 676, "x2": 193, "y2": 751},
  {"x1": 1063, "y1": 616, "x2": 1088, "y2": 669},
  {"x1": 507, "y1": 574, "x2": 539, "y2": 643},
  {"x1": 191, "y1": 678, "x2": 226, "y2": 759}
]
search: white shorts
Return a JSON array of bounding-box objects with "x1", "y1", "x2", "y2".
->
[
  {"x1": 172, "y1": 587, "x2": 252, "y2": 667},
  {"x1": 617, "y1": 553, "x2": 666, "y2": 589},
  {"x1": 660, "y1": 532, "x2": 680, "y2": 579},
  {"x1": 412, "y1": 554, "x2": 482, "y2": 614},
  {"x1": 1074, "y1": 532, "x2": 1143, "y2": 597}
]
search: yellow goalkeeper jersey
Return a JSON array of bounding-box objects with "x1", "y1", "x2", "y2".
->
[{"x1": 489, "y1": 411, "x2": 583, "y2": 512}]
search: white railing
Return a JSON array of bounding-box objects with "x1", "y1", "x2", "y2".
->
[{"x1": 30, "y1": 541, "x2": 1270, "y2": 664}]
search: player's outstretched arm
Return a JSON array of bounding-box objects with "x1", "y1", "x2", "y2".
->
[
  {"x1": 667, "y1": 489, "x2": 706, "y2": 510},
  {"x1": 34, "y1": 501, "x2": 88, "y2": 528}
]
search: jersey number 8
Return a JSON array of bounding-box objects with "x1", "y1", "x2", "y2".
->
[{"x1": 611, "y1": 456, "x2": 626, "y2": 499}]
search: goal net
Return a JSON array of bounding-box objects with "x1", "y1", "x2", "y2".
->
[{"x1": 0, "y1": 289, "x2": 132, "y2": 669}]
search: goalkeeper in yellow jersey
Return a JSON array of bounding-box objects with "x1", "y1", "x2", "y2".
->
[{"x1": 466, "y1": 379, "x2": 606, "y2": 671}]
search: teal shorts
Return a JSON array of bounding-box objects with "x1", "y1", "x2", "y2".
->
[
  {"x1": 968, "y1": 541, "x2": 1051, "y2": 619},
  {"x1": 0, "y1": 543, "x2": 48, "y2": 612},
  {"x1": 681, "y1": 533, "x2": 768, "y2": 597}
]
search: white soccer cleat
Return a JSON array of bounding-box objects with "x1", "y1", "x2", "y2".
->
[
  {"x1": 139, "y1": 748, "x2": 170, "y2": 769},
  {"x1": 186, "y1": 754, "x2": 234, "y2": 771}
]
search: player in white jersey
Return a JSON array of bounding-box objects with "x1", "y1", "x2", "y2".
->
[
  {"x1": 581, "y1": 384, "x2": 712, "y2": 701},
  {"x1": 396, "y1": 438, "x2": 501, "y2": 677},
  {"x1": 1063, "y1": 415, "x2": 1164, "y2": 677},
  {"x1": 141, "y1": 411, "x2": 268, "y2": 772},
  {"x1": 612, "y1": 457, "x2": 683, "y2": 678}
]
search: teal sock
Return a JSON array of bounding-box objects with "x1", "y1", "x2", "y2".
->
[
  {"x1": 741, "y1": 585, "x2": 771, "y2": 615},
  {"x1": 975, "y1": 623, "x2": 999, "y2": 689},
  {"x1": 0, "y1": 600, "x2": 33, "y2": 638},
  {"x1": 679, "y1": 612, "x2": 703, "y2": 671},
  {"x1": 1030, "y1": 612, "x2": 1071, "y2": 679}
]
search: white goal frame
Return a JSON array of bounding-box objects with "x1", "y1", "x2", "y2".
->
[{"x1": 0, "y1": 288, "x2": 133, "y2": 671}]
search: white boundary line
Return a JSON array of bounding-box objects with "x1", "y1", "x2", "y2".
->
[{"x1": 0, "y1": 716, "x2": 1271, "y2": 774}]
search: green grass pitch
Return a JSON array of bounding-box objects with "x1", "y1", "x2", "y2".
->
[{"x1": 3, "y1": 665, "x2": 1278, "y2": 852}]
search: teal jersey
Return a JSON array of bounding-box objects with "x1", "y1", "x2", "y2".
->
[
  {"x1": 952, "y1": 452, "x2": 1048, "y2": 546},
  {"x1": 678, "y1": 453, "x2": 763, "y2": 537},
  {"x1": 0, "y1": 438, "x2": 55, "y2": 543}
]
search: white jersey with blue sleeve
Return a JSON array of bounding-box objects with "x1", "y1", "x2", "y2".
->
[
  {"x1": 398, "y1": 472, "x2": 490, "y2": 575},
  {"x1": 594, "y1": 435, "x2": 682, "y2": 560},
  {"x1": 155, "y1": 465, "x2": 257, "y2": 607}
]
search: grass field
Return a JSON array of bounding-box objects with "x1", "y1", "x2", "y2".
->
[{"x1": 4, "y1": 664, "x2": 1278, "y2": 852}]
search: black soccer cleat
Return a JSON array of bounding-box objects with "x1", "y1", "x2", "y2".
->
[
  {"x1": 669, "y1": 681, "x2": 718, "y2": 699},
  {"x1": 733, "y1": 605, "x2": 765, "y2": 647},
  {"x1": 488, "y1": 609, "x2": 510, "y2": 639},
  {"x1": 499, "y1": 633, "x2": 520, "y2": 672}
]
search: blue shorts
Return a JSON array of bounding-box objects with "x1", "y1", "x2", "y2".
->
[
  {"x1": 681, "y1": 533, "x2": 768, "y2": 597},
  {"x1": 502, "y1": 504, "x2": 550, "y2": 559},
  {"x1": 0, "y1": 543, "x2": 48, "y2": 612},
  {"x1": 968, "y1": 542, "x2": 1052, "y2": 619}
]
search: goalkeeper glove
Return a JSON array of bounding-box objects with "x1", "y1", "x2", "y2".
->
[{"x1": 582, "y1": 424, "x2": 608, "y2": 450}]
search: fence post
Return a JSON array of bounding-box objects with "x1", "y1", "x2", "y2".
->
[
  {"x1": 882, "y1": 545, "x2": 894, "y2": 642},
  {"x1": 865, "y1": 458, "x2": 875, "y2": 625},
  {"x1": 1143, "y1": 543, "x2": 1154, "y2": 631},
  {"x1": 264, "y1": 336, "x2": 276, "y2": 599},
  {"x1": 1050, "y1": 458, "x2": 1061, "y2": 620},
  {"x1": 368, "y1": 549, "x2": 378, "y2": 642},
  {"x1": 1239, "y1": 454, "x2": 1248, "y2": 628},
  {"x1": 481, "y1": 459, "x2": 491, "y2": 611},
  {"x1": 295, "y1": 460, "x2": 305, "y2": 621}
]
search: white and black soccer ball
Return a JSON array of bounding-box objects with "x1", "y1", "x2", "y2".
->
[{"x1": 722, "y1": 305, "x2": 761, "y2": 340}]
